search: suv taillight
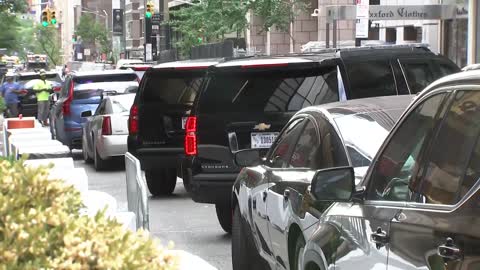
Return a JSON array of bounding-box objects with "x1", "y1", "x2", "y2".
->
[
  {"x1": 102, "y1": 116, "x2": 112, "y2": 135},
  {"x1": 128, "y1": 104, "x2": 138, "y2": 135},
  {"x1": 62, "y1": 82, "x2": 74, "y2": 116},
  {"x1": 185, "y1": 116, "x2": 197, "y2": 156}
]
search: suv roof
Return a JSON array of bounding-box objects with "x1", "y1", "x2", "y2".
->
[
  {"x1": 152, "y1": 58, "x2": 224, "y2": 69},
  {"x1": 71, "y1": 69, "x2": 137, "y2": 78}
]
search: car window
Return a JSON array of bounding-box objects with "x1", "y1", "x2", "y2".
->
[
  {"x1": 110, "y1": 96, "x2": 135, "y2": 114},
  {"x1": 346, "y1": 61, "x2": 397, "y2": 98},
  {"x1": 366, "y1": 93, "x2": 448, "y2": 202},
  {"x1": 95, "y1": 100, "x2": 107, "y2": 115},
  {"x1": 414, "y1": 91, "x2": 480, "y2": 205},
  {"x1": 267, "y1": 118, "x2": 305, "y2": 168},
  {"x1": 400, "y1": 61, "x2": 435, "y2": 94},
  {"x1": 289, "y1": 120, "x2": 318, "y2": 168},
  {"x1": 198, "y1": 66, "x2": 338, "y2": 113},
  {"x1": 433, "y1": 60, "x2": 460, "y2": 77},
  {"x1": 141, "y1": 70, "x2": 204, "y2": 105}
]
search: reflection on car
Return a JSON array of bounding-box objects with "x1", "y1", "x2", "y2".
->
[
  {"x1": 231, "y1": 95, "x2": 413, "y2": 270},
  {"x1": 302, "y1": 70, "x2": 480, "y2": 270}
]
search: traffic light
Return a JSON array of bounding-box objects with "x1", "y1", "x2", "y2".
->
[
  {"x1": 41, "y1": 8, "x2": 50, "y2": 27},
  {"x1": 50, "y1": 10, "x2": 57, "y2": 24},
  {"x1": 146, "y1": 1, "x2": 154, "y2": 19}
]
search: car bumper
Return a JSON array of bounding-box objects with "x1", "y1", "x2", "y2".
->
[
  {"x1": 97, "y1": 135, "x2": 128, "y2": 159},
  {"x1": 131, "y1": 147, "x2": 185, "y2": 170},
  {"x1": 190, "y1": 173, "x2": 238, "y2": 204}
]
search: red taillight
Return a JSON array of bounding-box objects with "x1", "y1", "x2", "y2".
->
[
  {"x1": 62, "y1": 83, "x2": 74, "y2": 116},
  {"x1": 53, "y1": 86, "x2": 61, "y2": 92},
  {"x1": 128, "y1": 104, "x2": 138, "y2": 135},
  {"x1": 184, "y1": 116, "x2": 197, "y2": 156},
  {"x1": 102, "y1": 116, "x2": 112, "y2": 135}
]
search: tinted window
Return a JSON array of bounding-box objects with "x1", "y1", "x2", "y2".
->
[
  {"x1": 400, "y1": 61, "x2": 435, "y2": 94},
  {"x1": 434, "y1": 60, "x2": 460, "y2": 77},
  {"x1": 289, "y1": 120, "x2": 318, "y2": 168},
  {"x1": 17, "y1": 73, "x2": 62, "y2": 83},
  {"x1": 199, "y1": 66, "x2": 338, "y2": 113},
  {"x1": 416, "y1": 91, "x2": 480, "y2": 205},
  {"x1": 367, "y1": 93, "x2": 447, "y2": 202},
  {"x1": 268, "y1": 118, "x2": 305, "y2": 168},
  {"x1": 74, "y1": 74, "x2": 137, "y2": 84},
  {"x1": 142, "y1": 70, "x2": 204, "y2": 105},
  {"x1": 347, "y1": 61, "x2": 397, "y2": 98},
  {"x1": 73, "y1": 74, "x2": 138, "y2": 97}
]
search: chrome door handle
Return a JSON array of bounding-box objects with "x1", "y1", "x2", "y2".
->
[{"x1": 438, "y1": 237, "x2": 463, "y2": 261}]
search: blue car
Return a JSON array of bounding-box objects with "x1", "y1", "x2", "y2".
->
[{"x1": 50, "y1": 70, "x2": 138, "y2": 149}]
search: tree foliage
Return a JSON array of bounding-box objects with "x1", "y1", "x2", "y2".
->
[
  {"x1": 75, "y1": 15, "x2": 110, "y2": 55},
  {"x1": 0, "y1": 0, "x2": 27, "y2": 51},
  {"x1": 166, "y1": 0, "x2": 310, "y2": 56},
  {"x1": 36, "y1": 24, "x2": 62, "y2": 66}
]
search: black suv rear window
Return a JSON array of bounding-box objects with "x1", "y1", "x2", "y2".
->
[
  {"x1": 198, "y1": 66, "x2": 338, "y2": 113},
  {"x1": 141, "y1": 70, "x2": 204, "y2": 105}
]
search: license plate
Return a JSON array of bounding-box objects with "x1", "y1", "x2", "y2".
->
[
  {"x1": 182, "y1": 117, "x2": 188, "y2": 129},
  {"x1": 251, "y1": 132, "x2": 279, "y2": 149}
]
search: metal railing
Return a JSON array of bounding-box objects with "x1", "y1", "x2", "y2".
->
[{"x1": 125, "y1": 152, "x2": 149, "y2": 230}]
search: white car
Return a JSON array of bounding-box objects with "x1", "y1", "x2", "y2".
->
[{"x1": 81, "y1": 93, "x2": 135, "y2": 170}]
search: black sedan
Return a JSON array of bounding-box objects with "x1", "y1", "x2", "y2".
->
[
  {"x1": 302, "y1": 70, "x2": 480, "y2": 270},
  {"x1": 231, "y1": 95, "x2": 413, "y2": 270}
]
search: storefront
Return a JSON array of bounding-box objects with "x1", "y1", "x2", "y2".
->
[{"x1": 320, "y1": 1, "x2": 478, "y2": 68}]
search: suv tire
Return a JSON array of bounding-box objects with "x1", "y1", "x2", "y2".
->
[
  {"x1": 145, "y1": 168, "x2": 177, "y2": 196},
  {"x1": 182, "y1": 167, "x2": 192, "y2": 193},
  {"x1": 292, "y1": 235, "x2": 306, "y2": 270},
  {"x1": 215, "y1": 202, "x2": 232, "y2": 234}
]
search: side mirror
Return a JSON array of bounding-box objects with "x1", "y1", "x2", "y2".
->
[
  {"x1": 81, "y1": 110, "x2": 93, "y2": 118},
  {"x1": 311, "y1": 167, "x2": 355, "y2": 202},
  {"x1": 235, "y1": 149, "x2": 261, "y2": 167}
]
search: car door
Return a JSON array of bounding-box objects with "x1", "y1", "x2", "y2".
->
[
  {"x1": 251, "y1": 117, "x2": 306, "y2": 265},
  {"x1": 387, "y1": 89, "x2": 480, "y2": 270},
  {"x1": 332, "y1": 91, "x2": 450, "y2": 270},
  {"x1": 52, "y1": 77, "x2": 72, "y2": 138}
]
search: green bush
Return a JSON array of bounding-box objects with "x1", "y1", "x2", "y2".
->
[{"x1": 0, "y1": 159, "x2": 178, "y2": 269}]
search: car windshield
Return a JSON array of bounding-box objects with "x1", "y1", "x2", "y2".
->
[
  {"x1": 17, "y1": 73, "x2": 62, "y2": 84},
  {"x1": 334, "y1": 108, "x2": 406, "y2": 167},
  {"x1": 198, "y1": 65, "x2": 338, "y2": 113}
]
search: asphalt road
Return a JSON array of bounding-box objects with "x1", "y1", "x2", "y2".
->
[{"x1": 72, "y1": 151, "x2": 232, "y2": 270}]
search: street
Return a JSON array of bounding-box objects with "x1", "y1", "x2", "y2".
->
[{"x1": 72, "y1": 151, "x2": 232, "y2": 270}]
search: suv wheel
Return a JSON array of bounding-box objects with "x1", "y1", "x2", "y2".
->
[
  {"x1": 181, "y1": 167, "x2": 192, "y2": 193},
  {"x1": 215, "y1": 202, "x2": 232, "y2": 234},
  {"x1": 145, "y1": 168, "x2": 177, "y2": 196},
  {"x1": 232, "y1": 205, "x2": 266, "y2": 270}
]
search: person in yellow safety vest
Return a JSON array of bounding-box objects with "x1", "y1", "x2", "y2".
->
[{"x1": 33, "y1": 69, "x2": 52, "y2": 127}]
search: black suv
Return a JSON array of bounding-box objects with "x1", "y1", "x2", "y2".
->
[
  {"x1": 128, "y1": 59, "x2": 222, "y2": 196},
  {"x1": 184, "y1": 45, "x2": 459, "y2": 233}
]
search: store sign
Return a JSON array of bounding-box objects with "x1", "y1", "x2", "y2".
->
[
  {"x1": 369, "y1": 5, "x2": 456, "y2": 20},
  {"x1": 326, "y1": 4, "x2": 457, "y2": 22},
  {"x1": 112, "y1": 9, "x2": 124, "y2": 34}
]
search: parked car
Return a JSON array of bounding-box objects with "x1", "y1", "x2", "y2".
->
[
  {"x1": 81, "y1": 93, "x2": 135, "y2": 170},
  {"x1": 119, "y1": 63, "x2": 153, "y2": 80},
  {"x1": 302, "y1": 70, "x2": 480, "y2": 270},
  {"x1": 184, "y1": 45, "x2": 460, "y2": 233},
  {"x1": 15, "y1": 71, "x2": 63, "y2": 116},
  {"x1": 128, "y1": 59, "x2": 222, "y2": 196},
  {"x1": 50, "y1": 70, "x2": 138, "y2": 149},
  {"x1": 231, "y1": 95, "x2": 413, "y2": 270}
]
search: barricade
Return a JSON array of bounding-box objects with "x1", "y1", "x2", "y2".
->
[{"x1": 125, "y1": 152, "x2": 149, "y2": 230}]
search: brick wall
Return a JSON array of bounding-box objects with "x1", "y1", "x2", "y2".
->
[{"x1": 247, "y1": 0, "x2": 355, "y2": 54}]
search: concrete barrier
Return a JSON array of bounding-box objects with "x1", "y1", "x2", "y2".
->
[
  {"x1": 48, "y1": 168, "x2": 89, "y2": 194},
  {"x1": 24, "y1": 157, "x2": 75, "y2": 169},
  {"x1": 17, "y1": 145, "x2": 71, "y2": 160}
]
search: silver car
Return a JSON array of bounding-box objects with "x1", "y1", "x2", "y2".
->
[{"x1": 81, "y1": 93, "x2": 135, "y2": 170}]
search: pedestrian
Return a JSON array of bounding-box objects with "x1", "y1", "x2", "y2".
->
[
  {"x1": 33, "y1": 69, "x2": 52, "y2": 127},
  {"x1": 61, "y1": 64, "x2": 69, "y2": 78},
  {"x1": 0, "y1": 76, "x2": 22, "y2": 118}
]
